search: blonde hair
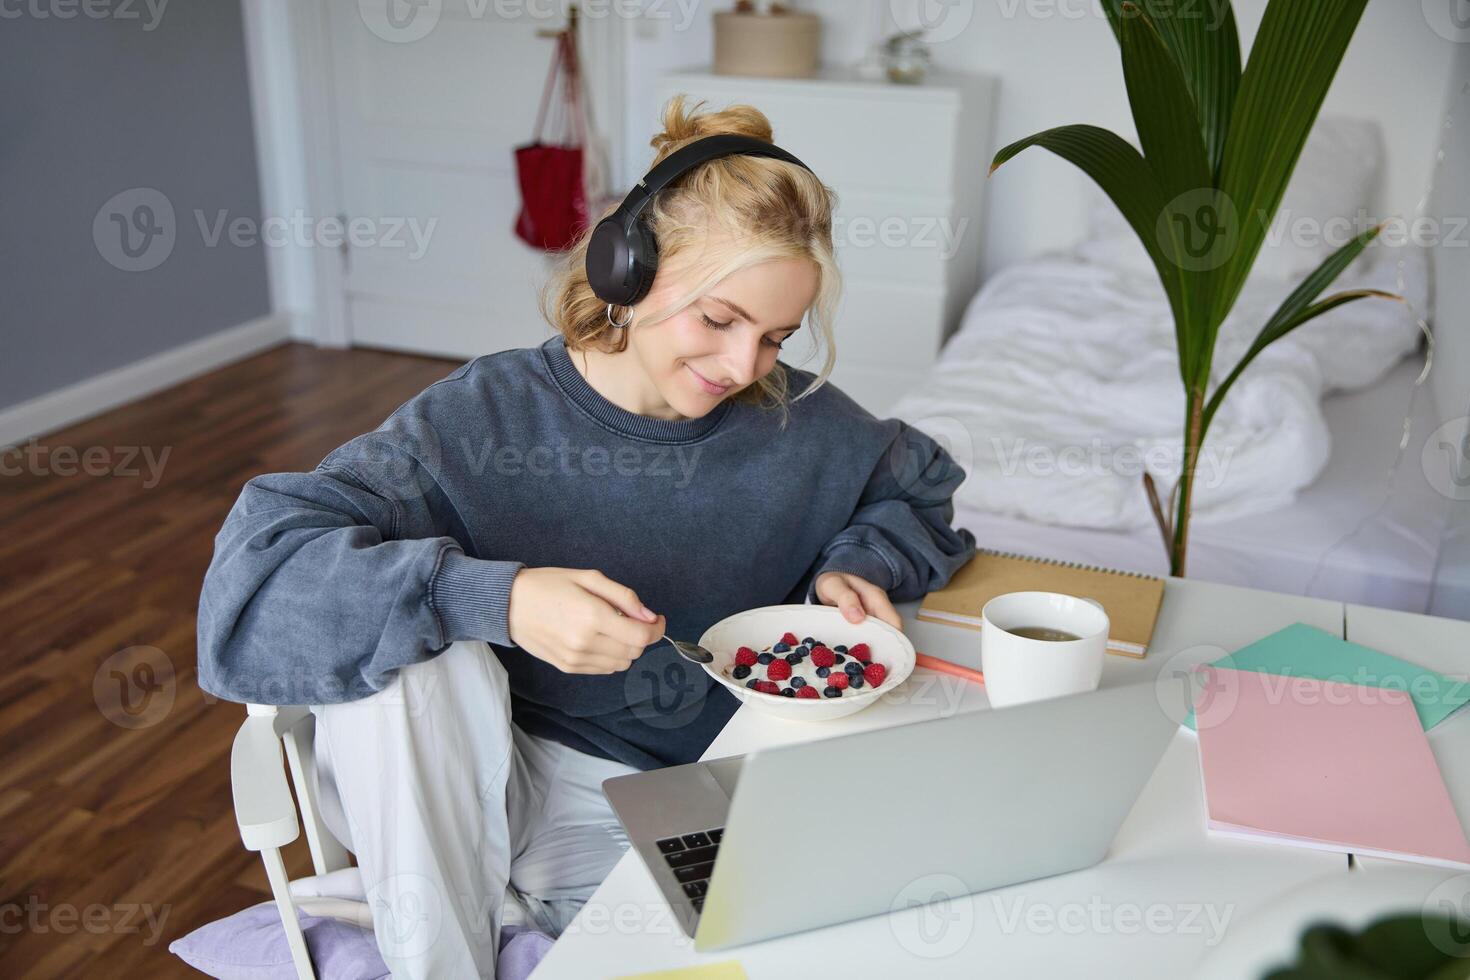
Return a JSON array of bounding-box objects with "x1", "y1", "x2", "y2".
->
[{"x1": 538, "y1": 95, "x2": 841, "y2": 421}]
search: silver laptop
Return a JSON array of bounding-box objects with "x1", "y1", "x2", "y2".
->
[{"x1": 602, "y1": 680, "x2": 1181, "y2": 952}]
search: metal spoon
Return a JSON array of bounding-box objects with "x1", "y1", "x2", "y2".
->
[
  {"x1": 663, "y1": 634, "x2": 714, "y2": 664},
  {"x1": 614, "y1": 609, "x2": 715, "y2": 663}
]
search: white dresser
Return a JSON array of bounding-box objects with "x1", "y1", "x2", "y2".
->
[{"x1": 656, "y1": 67, "x2": 997, "y2": 417}]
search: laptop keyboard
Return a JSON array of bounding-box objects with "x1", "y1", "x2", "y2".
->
[{"x1": 655, "y1": 827, "x2": 724, "y2": 913}]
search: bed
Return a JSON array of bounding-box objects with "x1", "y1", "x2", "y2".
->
[{"x1": 888, "y1": 116, "x2": 1460, "y2": 615}]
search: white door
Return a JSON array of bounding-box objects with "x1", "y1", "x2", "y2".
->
[{"x1": 321, "y1": 0, "x2": 623, "y2": 358}]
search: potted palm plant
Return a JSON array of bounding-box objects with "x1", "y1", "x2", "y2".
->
[{"x1": 990, "y1": 0, "x2": 1400, "y2": 576}]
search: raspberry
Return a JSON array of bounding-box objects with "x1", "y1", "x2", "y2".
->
[
  {"x1": 780, "y1": 631, "x2": 799, "y2": 646},
  {"x1": 735, "y1": 646, "x2": 757, "y2": 666},
  {"x1": 810, "y1": 646, "x2": 835, "y2": 668},
  {"x1": 755, "y1": 680, "x2": 780, "y2": 695},
  {"x1": 863, "y1": 663, "x2": 886, "y2": 687},
  {"x1": 828, "y1": 671, "x2": 849, "y2": 690},
  {"x1": 849, "y1": 643, "x2": 872, "y2": 662},
  {"x1": 795, "y1": 685, "x2": 820, "y2": 699},
  {"x1": 766, "y1": 659, "x2": 792, "y2": 682}
]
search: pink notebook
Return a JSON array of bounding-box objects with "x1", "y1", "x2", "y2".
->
[{"x1": 1195, "y1": 665, "x2": 1470, "y2": 869}]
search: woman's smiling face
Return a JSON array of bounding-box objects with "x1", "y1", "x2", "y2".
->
[{"x1": 628, "y1": 255, "x2": 819, "y2": 420}]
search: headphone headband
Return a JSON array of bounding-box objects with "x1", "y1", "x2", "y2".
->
[
  {"x1": 616, "y1": 133, "x2": 814, "y2": 219},
  {"x1": 586, "y1": 134, "x2": 816, "y2": 310}
]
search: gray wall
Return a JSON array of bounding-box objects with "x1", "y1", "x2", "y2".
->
[{"x1": 0, "y1": 0, "x2": 270, "y2": 410}]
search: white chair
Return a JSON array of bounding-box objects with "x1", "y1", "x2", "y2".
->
[{"x1": 230, "y1": 704, "x2": 352, "y2": 980}]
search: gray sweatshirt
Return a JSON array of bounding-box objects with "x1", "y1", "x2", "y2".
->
[{"x1": 197, "y1": 334, "x2": 977, "y2": 769}]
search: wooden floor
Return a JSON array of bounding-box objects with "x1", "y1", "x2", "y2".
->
[{"x1": 0, "y1": 343, "x2": 462, "y2": 978}]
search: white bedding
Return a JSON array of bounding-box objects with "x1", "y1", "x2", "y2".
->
[
  {"x1": 946, "y1": 356, "x2": 1452, "y2": 612},
  {"x1": 891, "y1": 246, "x2": 1428, "y2": 531}
]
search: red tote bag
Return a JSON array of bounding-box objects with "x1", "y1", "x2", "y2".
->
[{"x1": 513, "y1": 32, "x2": 591, "y2": 252}]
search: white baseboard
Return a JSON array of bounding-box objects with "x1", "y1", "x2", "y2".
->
[{"x1": 0, "y1": 314, "x2": 291, "y2": 448}]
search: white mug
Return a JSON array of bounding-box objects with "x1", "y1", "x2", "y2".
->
[{"x1": 980, "y1": 591, "x2": 1110, "y2": 708}]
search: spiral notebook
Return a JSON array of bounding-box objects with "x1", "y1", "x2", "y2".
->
[{"x1": 916, "y1": 549, "x2": 1165, "y2": 658}]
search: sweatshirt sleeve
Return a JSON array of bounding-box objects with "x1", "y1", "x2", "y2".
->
[
  {"x1": 196, "y1": 429, "x2": 523, "y2": 706},
  {"x1": 805, "y1": 420, "x2": 977, "y2": 604}
]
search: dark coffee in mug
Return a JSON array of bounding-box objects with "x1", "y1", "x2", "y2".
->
[{"x1": 1005, "y1": 625, "x2": 1083, "y2": 642}]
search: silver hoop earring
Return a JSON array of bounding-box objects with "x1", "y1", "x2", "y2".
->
[{"x1": 606, "y1": 303, "x2": 633, "y2": 328}]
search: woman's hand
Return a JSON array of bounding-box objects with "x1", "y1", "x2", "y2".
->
[
  {"x1": 507, "y1": 567, "x2": 666, "y2": 674},
  {"x1": 814, "y1": 571, "x2": 903, "y2": 630}
]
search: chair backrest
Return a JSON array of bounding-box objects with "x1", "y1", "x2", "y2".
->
[{"x1": 231, "y1": 705, "x2": 352, "y2": 980}]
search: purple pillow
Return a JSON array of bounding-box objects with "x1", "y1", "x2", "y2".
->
[{"x1": 169, "y1": 902, "x2": 552, "y2": 980}]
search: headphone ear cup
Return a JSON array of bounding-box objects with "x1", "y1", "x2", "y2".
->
[{"x1": 624, "y1": 217, "x2": 660, "y2": 308}]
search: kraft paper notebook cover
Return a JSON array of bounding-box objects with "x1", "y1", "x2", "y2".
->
[
  {"x1": 1182, "y1": 623, "x2": 1470, "y2": 733},
  {"x1": 916, "y1": 548, "x2": 1165, "y2": 657},
  {"x1": 1195, "y1": 665, "x2": 1470, "y2": 870}
]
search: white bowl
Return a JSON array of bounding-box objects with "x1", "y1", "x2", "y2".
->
[{"x1": 698, "y1": 604, "x2": 915, "y2": 721}]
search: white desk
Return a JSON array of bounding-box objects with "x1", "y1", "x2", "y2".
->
[
  {"x1": 534, "y1": 579, "x2": 1350, "y2": 979},
  {"x1": 1342, "y1": 603, "x2": 1470, "y2": 874}
]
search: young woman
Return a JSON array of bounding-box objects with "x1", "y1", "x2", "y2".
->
[{"x1": 197, "y1": 97, "x2": 977, "y2": 978}]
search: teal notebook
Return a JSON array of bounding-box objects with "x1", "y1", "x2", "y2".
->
[{"x1": 1182, "y1": 623, "x2": 1470, "y2": 732}]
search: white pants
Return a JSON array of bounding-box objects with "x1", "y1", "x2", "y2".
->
[{"x1": 310, "y1": 640, "x2": 640, "y2": 979}]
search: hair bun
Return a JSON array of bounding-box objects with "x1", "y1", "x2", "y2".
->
[{"x1": 649, "y1": 94, "x2": 775, "y2": 163}]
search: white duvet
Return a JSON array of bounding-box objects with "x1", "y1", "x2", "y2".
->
[{"x1": 890, "y1": 246, "x2": 1427, "y2": 530}]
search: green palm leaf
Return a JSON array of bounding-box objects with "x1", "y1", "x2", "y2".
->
[{"x1": 1099, "y1": 0, "x2": 1242, "y2": 176}]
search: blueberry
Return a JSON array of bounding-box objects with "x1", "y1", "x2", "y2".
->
[
  {"x1": 785, "y1": 652, "x2": 803, "y2": 664},
  {"x1": 802, "y1": 636, "x2": 816, "y2": 646},
  {"x1": 850, "y1": 674, "x2": 864, "y2": 689},
  {"x1": 834, "y1": 653, "x2": 846, "y2": 664},
  {"x1": 772, "y1": 642, "x2": 790, "y2": 653},
  {"x1": 816, "y1": 666, "x2": 830, "y2": 678},
  {"x1": 823, "y1": 686, "x2": 841, "y2": 698},
  {"x1": 834, "y1": 644, "x2": 848, "y2": 654},
  {"x1": 757, "y1": 652, "x2": 774, "y2": 664},
  {"x1": 733, "y1": 664, "x2": 751, "y2": 679},
  {"x1": 781, "y1": 687, "x2": 795, "y2": 697},
  {"x1": 745, "y1": 678, "x2": 759, "y2": 689},
  {"x1": 790, "y1": 676, "x2": 806, "y2": 688},
  {"x1": 844, "y1": 661, "x2": 863, "y2": 676},
  {"x1": 795, "y1": 645, "x2": 810, "y2": 656}
]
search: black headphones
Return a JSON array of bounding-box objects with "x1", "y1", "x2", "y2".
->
[{"x1": 585, "y1": 134, "x2": 815, "y2": 316}]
